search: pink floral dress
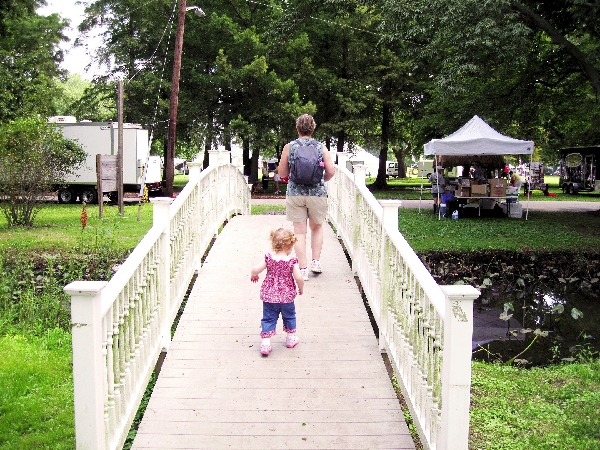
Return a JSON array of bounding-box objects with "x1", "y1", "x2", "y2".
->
[{"x1": 260, "y1": 254, "x2": 298, "y2": 303}]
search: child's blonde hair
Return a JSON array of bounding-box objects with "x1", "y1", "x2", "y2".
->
[{"x1": 270, "y1": 228, "x2": 297, "y2": 252}]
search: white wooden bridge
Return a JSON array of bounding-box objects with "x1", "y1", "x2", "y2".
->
[{"x1": 65, "y1": 151, "x2": 479, "y2": 450}]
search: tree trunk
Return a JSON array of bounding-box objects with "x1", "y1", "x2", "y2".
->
[
  {"x1": 251, "y1": 145, "x2": 259, "y2": 182},
  {"x1": 202, "y1": 140, "x2": 209, "y2": 169},
  {"x1": 393, "y1": 146, "x2": 408, "y2": 179},
  {"x1": 242, "y1": 135, "x2": 251, "y2": 177},
  {"x1": 373, "y1": 101, "x2": 390, "y2": 189},
  {"x1": 336, "y1": 129, "x2": 345, "y2": 153}
]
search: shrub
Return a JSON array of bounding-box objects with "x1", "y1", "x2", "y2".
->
[{"x1": 0, "y1": 116, "x2": 86, "y2": 227}]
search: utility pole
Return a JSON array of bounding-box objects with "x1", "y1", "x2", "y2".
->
[
  {"x1": 117, "y1": 80, "x2": 124, "y2": 216},
  {"x1": 165, "y1": 0, "x2": 188, "y2": 198}
]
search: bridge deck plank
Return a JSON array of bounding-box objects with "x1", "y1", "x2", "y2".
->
[{"x1": 132, "y1": 214, "x2": 414, "y2": 450}]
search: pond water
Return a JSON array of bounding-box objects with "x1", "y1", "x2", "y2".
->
[{"x1": 472, "y1": 282, "x2": 600, "y2": 366}]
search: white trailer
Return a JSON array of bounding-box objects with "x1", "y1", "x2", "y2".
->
[{"x1": 49, "y1": 117, "x2": 162, "y2": 203}]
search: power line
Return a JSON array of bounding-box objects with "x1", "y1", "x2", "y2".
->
[{"x1": 127, "y1": 0, "x2": 178, "y2": 82}]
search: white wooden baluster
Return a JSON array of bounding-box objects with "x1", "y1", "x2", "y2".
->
[
  {"x1": 351, "y1": 164, "x2": 366, "y2": 276},
  {"x1": 335, "y1": 151, "x2": 350, "y2": 228},
  {"x1": 378, "y1": 200, "x2": 402, "y2": 353},
  {"x1": 151, "y1": 197, "x2": 172, "y2": 352}
]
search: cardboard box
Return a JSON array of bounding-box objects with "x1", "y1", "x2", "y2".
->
[
  {"x1": 471, "y1": 184, "x2": 488, "y2": 197},
  {"x1": 490, "y1": 178, "x2": 506, "y2": 197},
  {"x1": 457, "y1": 186, "x2": 471, "y2": 197}
]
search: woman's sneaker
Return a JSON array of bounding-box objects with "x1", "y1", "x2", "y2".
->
[
  {"x1": 286, "y1": 335, "x2": 299, "y2": 348},
  {"x1": 300, "y1": 268, "x2": 309, "y2": 281},
  {"x1": 310, "y1": 259, "x2": 322, "y2": 273}
]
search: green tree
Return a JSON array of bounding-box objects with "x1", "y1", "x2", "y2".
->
[
  {"x1": 379, "y1": 0, "x2": 600, "y2": 156},
  {"x1": 0, "y1": 117, "x2": 86, "y2": 227},
  {"x1": 0, "y1": 2, "x2": 67, "y2": 122},
  {"x1": 80, "y1": 0, "x2": 310, "y2": 178}
]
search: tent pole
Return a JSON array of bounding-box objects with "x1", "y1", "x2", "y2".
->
[
  {"x1": 436, "y1": 156, "x2": 441, "y2": 220},
  {"x1": 419, "y1": 157, "x2": 424, "y2": 212},
  {"x1": 526, "y1": 153, "x2": 532, "y2": 220}
]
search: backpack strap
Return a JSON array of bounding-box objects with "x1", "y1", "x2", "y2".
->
[{"x1": 292, "y1": 138, "x2": 321, "y2": 154}]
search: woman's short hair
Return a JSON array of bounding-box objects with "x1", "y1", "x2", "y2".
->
[{"x1": 296, "y1": 114, "x2": 316, "y2": 136}]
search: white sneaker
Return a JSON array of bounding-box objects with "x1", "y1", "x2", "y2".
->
[
  {"x1": 310, "y1": 259, "x2": 322, "y2": 273},
  {"x1": 300, "y1": 268, "x2": 309, "y2": 281}
]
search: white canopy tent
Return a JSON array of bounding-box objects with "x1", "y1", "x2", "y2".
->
[
  {"x1": 424, "y1": 115, "x2": 534, "y2": 156},
  {"x1": 422, "y1": 115, "x2": 534, "y2": 219},
  {"x1": 349, "y1": 149, "x2": 380, "y2": 178}
]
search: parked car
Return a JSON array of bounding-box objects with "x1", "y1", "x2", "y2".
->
[{"x1": 386, "y1": 161, "x2": 399, "y2": 178}]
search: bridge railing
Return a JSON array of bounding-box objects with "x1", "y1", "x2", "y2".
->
[
  {"x1": 64, "y1": 152, "x2": 250, "y2": 450},
  {"x1": 327, "y1": 153, "x2": 480, "y2": 450}
]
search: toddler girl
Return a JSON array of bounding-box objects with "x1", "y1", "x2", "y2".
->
[{"x1": 250, "y1": 228, "x2": 304, "y2": 356}]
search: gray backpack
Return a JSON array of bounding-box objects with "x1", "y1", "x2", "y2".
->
[{"x1": 289, "y1": 139, "x2": 324, "y2": 186}]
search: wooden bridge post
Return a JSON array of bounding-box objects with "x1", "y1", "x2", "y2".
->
[
  {"x1": 65, "y1": 280, "x2": 108, "y2": 450},
  {"x1": 353, "y1": 164, "x2": 366, "y2": 186},
  {"x1": 336, "y1": 151, "x2": 350, "y2": 171},
  {"x1": 208, "y1": 150, "x2": 220, "y2": 237},
  {"x1": 188, "y1": 162, "x2": 203, "y2": 271},
  {"x1": 334, "y1": 152, "x2": 350, "y2": 239},
  {"x1": 232, "y1": 155, "x2": 244, "y2": 173},
  {"x1": 208, "y1": 150, "x2": 219, "y2": 167},
  {"x1": 378, "y1": 200, "x2": 402, "y2": 353},
  {"x1": 188, "y1": 161, "x2": 201, "y2": 184},
  {"x1": 220, "y1": 150, "x2": 232, "y2": 165},
  {"x1": 439, "y1": 285, "x2": 480, "y2": 450},
  {"x1": 152, "y1": 198, "x2": 173, "y2": 352}
]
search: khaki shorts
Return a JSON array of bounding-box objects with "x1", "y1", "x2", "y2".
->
[{"x1": 286, "y1": 195, "x2": 328, "y2": 224}]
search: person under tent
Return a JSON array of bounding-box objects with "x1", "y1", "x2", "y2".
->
[{"x1": 428, "y1": 166, "x2": 446, "y2": 214}]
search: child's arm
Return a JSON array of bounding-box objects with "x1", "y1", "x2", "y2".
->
[
  {"x1": 292, "y1": 264, "x2": 304, "y2": 295},
  {"x1": 250, "y1": 260, "x2": 267, "y2": 282}
]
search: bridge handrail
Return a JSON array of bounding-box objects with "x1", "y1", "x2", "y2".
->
[
  {"x1": 64, "y1": 153, "x2": 250, "y2": 450},
  {"x1": 327, "y1": 154, "x2": 479, "y2": 450}
]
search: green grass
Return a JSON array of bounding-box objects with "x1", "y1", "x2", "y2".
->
[
  {"x1": 470, "y1": 361, "x2": 600, "y2": 450},
  {"x1": 251, "y1": 204, "x2": 286, "y2": 215},
  {"x1": 174, "y1": 174, "x2": 189, "y2": 188},
  {"x1": 0, "y1": 203, "x2": 155, "y2": 448},
  {"x1": 399, "y1": 209, "x2": 600, "y2": 252},
  {"x1": 0, "y1": 203, "x2": 154, "y2": 254},
  {"x1": 2, "y1": 194, "x2": 600, "y2": 449},
  {"x1": 0, "y1": 329, "x2": 75, "y2": 449}
]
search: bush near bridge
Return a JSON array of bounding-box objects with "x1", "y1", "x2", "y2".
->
[
  {"x1": 0, "y1": 117, "x2": 86, "y2": 227},
  {"x1": 1, "y1": 201, "x2": 599, "y2": 449}
]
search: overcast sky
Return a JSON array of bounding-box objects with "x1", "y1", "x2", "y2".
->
[{"x1": 37, "y1": 0, "x2": 104, "y2": 79}]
